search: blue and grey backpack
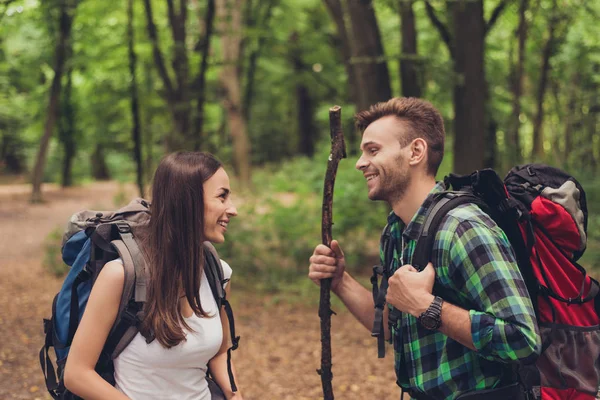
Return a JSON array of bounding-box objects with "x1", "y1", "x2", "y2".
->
[{"x1": 39, "y1": 198, "x2": 239, "y2": 399}]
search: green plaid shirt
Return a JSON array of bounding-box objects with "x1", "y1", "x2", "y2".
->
[{"x1": 383, "y1": 182, "x2": 540, "y2": 400}]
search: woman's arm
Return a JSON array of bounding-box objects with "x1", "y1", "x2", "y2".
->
[
  {"x1": 208, "y1": 283, "x2": 243, "y2": 400},
  {"x1": 63, "y1": 260, "x2": 131, "y2": 400}
]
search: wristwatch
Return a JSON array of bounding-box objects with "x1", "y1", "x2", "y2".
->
[{"x1": 418, "y1": 296, "x2": 443, "y2": 330}]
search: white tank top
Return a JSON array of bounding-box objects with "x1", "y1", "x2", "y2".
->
[{"x1": 113, "y1": 259, "x2": 232, "y2": 400}]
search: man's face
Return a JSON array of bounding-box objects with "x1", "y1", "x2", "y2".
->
[{"x1": 355, "y1": 116, "x2": 412, "y2": 203}]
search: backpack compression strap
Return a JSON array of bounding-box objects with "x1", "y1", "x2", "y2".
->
[
  {"x1": 371, "y1": 224, "x2": 394, "y2": 358},
  {"x1": 204, "y1": 242, "x2": 240, "y2": 393}
]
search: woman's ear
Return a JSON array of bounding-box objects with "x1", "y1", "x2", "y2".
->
[{"x1": 408, "y1": 138, "x2": 427, "y2": 166}]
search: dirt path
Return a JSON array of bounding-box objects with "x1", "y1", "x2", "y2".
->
[{"x1": 0, "y1": 182, "x2": 398, "y2": 400}]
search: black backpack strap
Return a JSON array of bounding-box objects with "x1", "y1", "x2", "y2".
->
[
  {"x1": 371, "y1": 224, "x2": 393, "y2": 358},
  {"x1": 40, "y1": 295, "x2": 61, "y2": 399},
  {"x1": 412, "y1": 192, "x2": 483, "y2": 303},
  {"x1": 203, "y1": 242, "x2": 239, "y2": 393}
]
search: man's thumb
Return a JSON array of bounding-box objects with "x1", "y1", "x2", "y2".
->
[
  {"x1": 331, "y1": 240, "x2": 345, "y2": 259},
  {"x1": 424, "y1": 262, "x2": 435, "y2": 275}
]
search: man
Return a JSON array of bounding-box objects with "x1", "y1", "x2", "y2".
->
[{"x1": 308, "y1": 97, "x2": 540, "y2": 399}]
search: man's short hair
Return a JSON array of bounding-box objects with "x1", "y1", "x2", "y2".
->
[{"x1": 355, "y1": 97, "x2": 445, "y2": 176}]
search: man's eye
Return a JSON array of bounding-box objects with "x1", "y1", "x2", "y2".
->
[{"x1": 369, "y1": 148, "x2": 377, "y2": 154}]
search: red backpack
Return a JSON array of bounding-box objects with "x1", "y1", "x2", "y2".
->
[
  {"x1": 372, "y1": 164, "x2": 599, "y2": 399},
  {"x1": 426, "y1": 165, "x2": 599, "y2": 399}
]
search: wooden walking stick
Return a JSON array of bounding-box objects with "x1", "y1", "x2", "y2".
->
[{"x1": 317, "y1": 105, "x2": 346, "y2": 400}]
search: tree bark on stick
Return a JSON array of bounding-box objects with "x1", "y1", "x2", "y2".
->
[
  {"x1": 31, "y1": 0, "x2": 76, "y2": 203},
  {"x1": 318, "y1": 106, "x2": 346, "y2": 400}
]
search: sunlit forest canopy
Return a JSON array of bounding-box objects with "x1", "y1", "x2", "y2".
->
[{"x1": 1, "y1": 0, "x2": 599, "y2": 274}]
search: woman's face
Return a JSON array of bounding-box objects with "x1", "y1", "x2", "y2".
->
[{"x1": 203, "y1": 167, "x2": 237, "y2": 243}]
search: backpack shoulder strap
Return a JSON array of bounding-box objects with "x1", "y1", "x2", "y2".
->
[
  {"x1": 412, "y1": 192, "x2": 486, "y2": 305},
  {"x1": 105, "y1": 238, "x2": 142, "y2": 359},
  {"x1": 203, "y1": 242, "x2": 226, "y2": 305},
  {"x1": 411, "y1": 192, "x2": 484, "y2": 271},
  {"x1": 202, "y1": 242, "x2": 240, "y2": 394}
]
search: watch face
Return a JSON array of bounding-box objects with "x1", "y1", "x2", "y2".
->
[{"x1": 420, "y1": 315, "x2": 439, "y2": 330}]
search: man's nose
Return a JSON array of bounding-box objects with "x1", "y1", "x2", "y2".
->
[{"x1": 356, "y1": 154, "x2": 368, "y2": 171}]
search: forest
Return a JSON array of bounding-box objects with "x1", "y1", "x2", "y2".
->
[
  {"x1": 1, "y1": 1, "x2": 599, "y2": 399},
  {"x1": 2, "y1": 0, "x2": 598, "y2": 273}
]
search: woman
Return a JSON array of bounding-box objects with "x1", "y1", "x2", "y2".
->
[{"x1": 64, "y1": 152, "x2": 242, "y2": 399}]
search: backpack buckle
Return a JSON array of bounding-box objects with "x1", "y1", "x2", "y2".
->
[{"x1": 115, "y1": 221, "x2": 131, "y2": 234}]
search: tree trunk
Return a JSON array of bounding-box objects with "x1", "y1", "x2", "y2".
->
[
  {"x1": 91, "y1": 144, "x2": 110, "y2": 180},
  {"x1": 506, "y1": 0, "x2": 529, "y2": 167},
  {"x1": 59, "y1": 67, "x2": 76, "y2": 187},
  {"x1": 192, "y1": 0, "x2": 216, "y2": 151},
  {"x1": 450, "y1": 0, "x2": 486, "y2": 174},
  {"x1": 31, "y1": 0, "x2": 76, "y2": 202},
  {"x1": 217, "y1": 0, "x2": 252, "y2": 186},
  {"x1": 345, "y1": 0, "x2": 392, "y2": 112},
  {"x1": 399, "y1": 0, "x2": 421, "y2": 98},
  {"x1": 322, "y1": 0, "x2": 358, "y2": 105},
  {"x1": 242, "y1": 0, "x2": 276, "y2": 124},
  {"x1": 532, "y1": 0, "x2": 558, "y2": 160},
  {"x1": 143, "y1": 61, "x2": 155, "y2": 183},
  {"x1": 562, "y1": 73, "x2": 579, "y2": 167},
  {"x1": 290, "y1": 32, "x2": 316, "y2": 157},
  {"x1": 128, "y1": 0, "x2": 144, "y2": 197},
  {"x1": 1, "y1": 133, "x2": 25, "y2": 174},
  {"x1": 142, "y1": 0, "x2": 192, "y2": 152},
  {"x1": 584, "y1": 67, "x2": 598, "y2": 172}
]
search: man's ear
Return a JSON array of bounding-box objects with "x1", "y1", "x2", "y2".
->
[{"x1": 408, "y1": 138, "x2": 427, "y2": 166}]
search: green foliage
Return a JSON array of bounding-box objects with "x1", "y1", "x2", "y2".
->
[
  {"x1": 43, "y1": 227, "x2": 69, "y2": 277},
  {"x1": 217, "y1": 145, "x2": 388, "y2": 290}
]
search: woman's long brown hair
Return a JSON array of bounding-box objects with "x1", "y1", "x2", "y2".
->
[{"x1": 140, "y1": 152, "x2": 222, "y2": 348}]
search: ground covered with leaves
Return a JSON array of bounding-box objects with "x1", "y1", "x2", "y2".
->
[{"x1": 0, "y1": 182, "x2": 399, "y2": 400}]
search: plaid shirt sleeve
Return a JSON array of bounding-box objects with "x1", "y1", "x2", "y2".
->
[{"x1": 446, "y1": 215, "x2": 541, "y2": 364}]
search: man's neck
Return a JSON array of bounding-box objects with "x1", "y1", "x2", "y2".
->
[{"x1": 390, "y1": 176, "x2": 437, "y2": 225}]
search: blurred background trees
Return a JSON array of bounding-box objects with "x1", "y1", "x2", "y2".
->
[{"x1": 1, "y1": 0, "x2": 599, "y2": 277}]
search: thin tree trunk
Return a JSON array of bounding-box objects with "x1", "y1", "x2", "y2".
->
[
  {"x1": 290, "y1": 32, "x2": 315, "y2": 157},
  {"x1": 450, "y1": 0, "x2": 486, "y2": 174},
  {"x1": 142, "y1": 0, "x2": 192, "y2": 151},
  {"x1": 128, "y1": 0, "x2": 144, "y2": 197},
  {"x1": 345, "y1": 0, "x2": 392, "y2": 111},
  {"x1": 191, "y1": 0, "x2": 216, "y2": 151},
  {"x1": 532, "y1": 0, "x2": 558, "y2": 160},
  {"x1": 322, "y1": 0, "x2": 357, "y2": 105},
  {"x1": 242, "y1": 0, "x2": 276, "y2": 123},
  {"x1": 91, "y1": 144, "x2": 110, "y2": 180},
  {"x1": 217, "y1": 0, "x2": 251, "y2": 186},
  {"x1": 584, "y1": 69, "x2": 598, "y2": 172},
  {"x1": 507, "y1": 0, "x2": 529, "y2": 167},
  {"x1": 59, "y1": 67, "x2": 75, "y2": 187},
  {"x1": 143, "y1": 61, "x2": 155, "y2": 183},
  {"x1": 399, "y1": 0, "x2": 421, "y2": 98},
  {"x1": 31, "y1": 0, "x2": 76, "y2": 202},
  {"x1": 562, "y1": 73, "x2": 579, "y2": 167}
]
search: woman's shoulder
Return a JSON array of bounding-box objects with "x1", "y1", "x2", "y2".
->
[
  {"x1": 219, "y1": 259, "x2": 232, "y2": 280},
  {"x1": 96, "y1": 259, "x2": 125, "y2": 289}
]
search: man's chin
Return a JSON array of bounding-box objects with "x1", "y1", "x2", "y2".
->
[{"x1": 367, "y1": 189, "x2": 382, "y2": 201}]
